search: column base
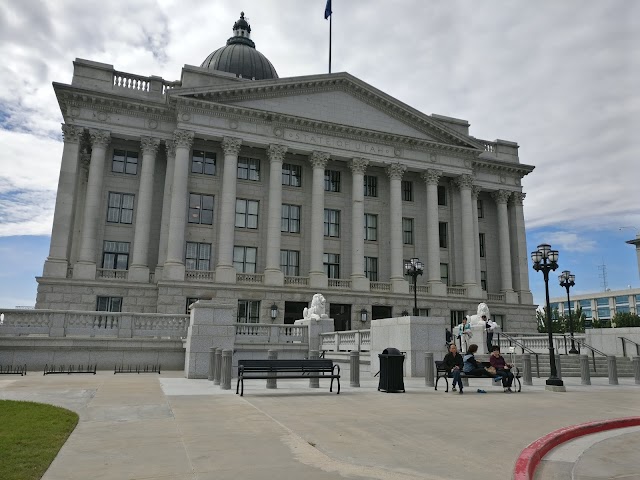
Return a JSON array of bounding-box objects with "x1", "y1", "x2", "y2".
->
[
  {"x1": 350, "y1": 275, "x2": 370, "y2": 292},
  {"x1": 128, "y1": 265, "x2": 151, "y2": 283},
  {"x1": 464, "y1": 284, "x2": 483, "y2": 299},
  {"x1": 503, "y1": 290, "x2": 520, "y2": 304},
  {"x1": 518, "y1": 290, "x2": 534, "y2": 305},
  {"x1": 391, "y1": 277, "x2": 409, "y2": 294},
  {"x1": 163, "y1": 262, "x2": 186, "y2": 281},
  {"x1": 428, "y1": 281, "x2": 447, "y2": 296},
  {"x1": 43, "y1": 258, "x2": 69, "y2": 278},
  {"x1": 545, "y1": 384, "x2": 567, "y2": 392},
  {"x1": 264, "y1": 269, "x2": 284, "y2": 286},
  {"x1": 309, "y1": 272, "x2": 328, "y2": 289},
  {"x1": 215, "y1": 265, "x2": 237, "y2": 284},
  {"x1": 72, "y1": 262, "x2": 96, "y2": 280}
]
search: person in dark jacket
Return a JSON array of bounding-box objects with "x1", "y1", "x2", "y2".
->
[
  {"x1": 442, "y1": 343, "x2": 464, "y2": 394},
  {"x1": 462, "y1": 344, "x2": 492, "y2": 377},
  {"x1": 489, "y1": 345, "x2": 514, "y2": 393}
]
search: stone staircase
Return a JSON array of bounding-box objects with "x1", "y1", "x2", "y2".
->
[
  {"x1": 479, "y1": 354, "x2": 636, "y2": 378},
  {"x1": 322, "y1": 351, "x2": 371, "y2": 374}
]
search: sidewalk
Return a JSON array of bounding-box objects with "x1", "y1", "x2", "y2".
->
[{"x1": 1, "y1": 373, "x2": 639, "y2": 480}]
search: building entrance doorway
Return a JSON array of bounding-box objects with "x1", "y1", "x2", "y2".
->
[
  {"x1": 372, "y1": 305, "x2": 393, "y2": 320},
  {"x1": 284, "y1": 301, "x2": 308, "y2": 324},
  {"x1": 330, "y1": 304, "x2": 351, "y2": 331}
]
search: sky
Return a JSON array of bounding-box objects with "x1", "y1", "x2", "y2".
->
[{"x1": 0, "y1": 0, "x2": 638, "y2": 308}]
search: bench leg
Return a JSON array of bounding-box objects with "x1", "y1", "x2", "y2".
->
[
  {"x1": 236, "y1": 376, "x2": 240, "y2": 395},
  {"x1": 516, "y1": 377, "x2": 521, "y2": 393},
  {"x1": 336, "y1": 376, "x2": 340, "y2": 394}
]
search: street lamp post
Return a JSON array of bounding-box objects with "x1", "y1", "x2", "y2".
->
[
  {"x1": 404, "y1": 257, "x2": 424, "y2": 316},
  {"x1": 559, "y1": 270, "x2": 578, "y2": 354},
  {"x1": 531, "y1": 243, "x2": 564, "y2": 388}
]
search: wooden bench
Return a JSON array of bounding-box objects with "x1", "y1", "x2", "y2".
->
[
  {"x1": 236, "y1": 359, "x2": 340, "y2": 396},
  {"x1": 434, "y1": 360, "x2": 522, "y2": 392}
]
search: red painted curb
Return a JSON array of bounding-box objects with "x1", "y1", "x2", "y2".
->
[{"x1": 513, "y1": 416, "x2": 640, "y2": 480}]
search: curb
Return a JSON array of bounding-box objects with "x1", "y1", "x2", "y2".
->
[{"x1": 513, "y1": 416, "x2": 640, "y2": 480}]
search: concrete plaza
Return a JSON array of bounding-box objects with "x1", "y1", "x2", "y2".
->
[{"x1": 1, "y1": 372, "x2": 639, "y2": 480}]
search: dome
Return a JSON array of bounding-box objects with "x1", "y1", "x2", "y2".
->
[{"x1": 200, "y1": 12, "x2": 278, "y2": 80}]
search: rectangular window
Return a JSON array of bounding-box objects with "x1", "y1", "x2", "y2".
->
[
  {"x1": 479, "y1": 233, "x2": 486, "y2": 257},
  {"x1": 402, "y1": 218, "x2": 414, "y2": 245},
  {"x1": 281, "y1": 204, "x2": 300, "y2": 233},
  {"x1": 107, "y1": 192, "x2": 134, "y2": 224},
  {"x1": 437, "y1": 185, "x2": 447, "y2": 206},
  {"x1": 440, "y1": 263, "x2": 449, "y2": 286},
  {"x1": 282, "y1": 163, "x2": 301, "y2": 187},
  {"x1": 185, "y1": 242, "x2": 211, "y2": 271},
  {"x1": 233, "y1": 246, "x2": 257, "y2": 273},
  {"x1": 97, "y1": 296, "x2": 122, "y2": 312},
  {"x1": 324, "y1": 209, "x2": 340, "y2": 237},
  {"x1": 596, "y1": 297, "x2": 610, "y2": 319},
  {"x1": 102, "y1": 241, "x2": 130, "y2": 270},
  {"x1": 477, "y1": 199, "x2": 484, "y2": 218},
  {"x1": 324, "y1": 169, "x2": 341, "y2": 192},
  {"x1": 237, "y1": 157, "x2": 260, "y2": 181},
  {"x1": 191, "y1": 150, "x2": 216, "y2": 175},
  {"x1": 238, "y1": 300, "x2": 260, "y2": 323},
  {"x1": 492, "y1": 314, "x2": 505, "y2": 331},
  {"x1": 235, "y1": 199, "x2": 259, "y2": 229},
  {"x1": 481, "y1": 270, "x2": 487, "y2": 291},
  {"x1": 280, "y1": 250, "x2": 300, "y2": 276},
  {"x1": 188, "y1": 193, "x2": 214, "y2": 225},
  {"x1": 364, "y1": 214, "x2": 378, "y2": 241},
  {"x1": 615, "y1": 295, "x2": 630, "y2": 314},
  {"x1": 439, "y1": 222, "x2": 448, "y2": 248},
  {"x1": 365, "y1": 256, "x2": 378, "y2": 281},
  {"x1": 579, "y1": 299, "x2": 593, "y2": 319},
  {"x1": 402, "y1": 180, "x2": 413, "y2": 201},
  {"x1": 186, "y1": 297, "x2": 199, "y2": 314},
  {"x1": 112, "y1": 149, "x2": 138, "y2": 175},
  {"x1": 364, "y1": 175, "x2": 378, "y2": 197},
  {"x1": 323, "y1": 253, "x2": 340, "y2": 279}
]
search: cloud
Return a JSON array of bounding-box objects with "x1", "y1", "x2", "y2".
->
[{"x1": 533, "y1": 231, "x2": 598, "y2": 253}]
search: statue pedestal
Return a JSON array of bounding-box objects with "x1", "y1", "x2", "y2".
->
[{"x1": 470, "y1": 324, "x2": 490, "y2": 354}]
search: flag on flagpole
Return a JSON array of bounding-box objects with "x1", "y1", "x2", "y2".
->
[{"x1": 324, "y1": 0, "x2": 332, "y2": 19}]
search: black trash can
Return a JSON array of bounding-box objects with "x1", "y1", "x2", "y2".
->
[{"x1": 378, "y1": 347, "x2": 405, "y2": 393}]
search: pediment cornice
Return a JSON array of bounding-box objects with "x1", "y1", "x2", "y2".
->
[{"x1": 472, "y1": 158, "x2": 534, "y2": 178}]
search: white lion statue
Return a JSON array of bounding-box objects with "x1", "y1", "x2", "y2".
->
[
  {"x1": 467, "y1": 302, "x2": 491, "y2": 327},
  {"x1": 303, "y1": 293, "x2": 328, "y2": 320}
]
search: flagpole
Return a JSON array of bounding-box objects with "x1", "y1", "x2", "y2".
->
[{"x1": 329, "y1": 13, "x2": 332, "y2": 73}]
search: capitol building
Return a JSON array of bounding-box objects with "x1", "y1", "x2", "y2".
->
[{"x1": 37, "y1": 13, "x2": 536, "y2": 332}]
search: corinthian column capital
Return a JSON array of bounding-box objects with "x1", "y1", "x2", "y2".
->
[
  {"x1": 61, "y1": 124, "x2": 82, "y2": 144},
  {"x1": 454, "y1": 174, "x2": 475, "y2": 190},
  {"x1": 140, "y1": 136, "x2": 161, "y2": 156},
  {"x1": 165, "y1": 141, "x2": 176, "y2": 159},
  {"x1": 350, "y1": 157, "x2": 369, "y2": 175},
  {"x1": 471, "y1": 186, "x2": 482, "y2": 200},
  {"x1": 222, "y1": 136, "x2": 242, "y2": 156},
  {"x1": 309, "y1": 151, "x2": 330, "y2": 169},
  {"x1": 491, "y1": 189, "x2": 512, "y2": 204},
  {"x1": 268, "y1": 144, "x2": 288, "y2": 163},
  {"x1": 510, "y1": 191, "x2": 526, "y2": 206},
  {"x1": 173, "y1": 130, "x2": 194, "y2": 150},
  {"x1": 386, "y1": 162, "x2": 406, "y2": 180},
  {"x1": 89, "y1": 129, "x2": 111, "y2": 148},
  {"x1": 421, "y1": 168, "x2": 442, "y2": 185}
]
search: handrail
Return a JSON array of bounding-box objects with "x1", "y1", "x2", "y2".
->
[
  {"x1": 496, "y1": 332, "x2": 540, "y2": 378},
  {"x1": 572, "y1": 338, "x2": 606, "y2": 372},
  {"x1": 619, "y1": 336, "x2": 640, "y2": 357}
]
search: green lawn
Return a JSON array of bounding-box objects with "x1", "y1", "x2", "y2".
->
[{"x1": 0, "y1": 400, "x2": 79, "y2": 480}]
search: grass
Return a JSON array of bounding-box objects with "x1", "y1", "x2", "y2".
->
[{"x1": 0, "y1": 400, "x2": 79, "y2": 480}]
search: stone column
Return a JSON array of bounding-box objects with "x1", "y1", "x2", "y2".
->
[
  {"x1": 471, "y1": 186, "x2": 483, "y2": 289},
  {"x1": 74, "y1": 129, "x2": 110, "y2": 280},
  {"x1": 491, "y1": 190, "x2": 518, "y2": 303},
  {"x1": 264, "y1": 144, "x2": 287, "y2": 286},
  {"x1": 44, "y1": 124, "x2": 83, "y2": 278},
  {"x1": 155, "y1": 142, "x2": 175, "y2": 279},
  {"x1": 350, "y1": 158, "x2": 370, "y2": 291},
  {"x1": 421, "y1": 169, "x2": 446, "y2": 295},
  {"x1": 454, "y1": 174, "x2": 481, "y2": 298},
  {"x1": 215, "y1": 136, "x2": 242, "y2": 284},
  {"x1": 163, "y1": 130, "x2": 194, "y2": 280},
  {"x1": 388, "y1": 163, "x2": 408, "y2": 293},
  {"x1": 129, "y1": 136, "x2": 160, "y2": 282},
  {"x1": 510, "y1": 192, "x2": 533, "y2": 304},
  {"x1": 308, "y1": 151, "x2": 330, "y2": 289}
]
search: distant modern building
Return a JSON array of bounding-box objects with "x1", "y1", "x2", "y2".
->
[
  {"x1": 36, "y1": 13, "x2": 537, "y2": 331},
  {"x1": 550, "y1": 287, "x2": 640, "y2": 323}
]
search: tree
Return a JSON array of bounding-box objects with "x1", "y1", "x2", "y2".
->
[
  {"x1": 537, "y1": 306, "x2": 587, "y2": 333},
  {"x1": 610, "y1": 312, "x2": 640, "y2": 328}
]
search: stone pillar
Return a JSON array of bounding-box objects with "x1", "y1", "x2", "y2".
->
[
  {"x1": 214, "y1": 347, "x2": 222, "y2": 385},
  {"x1": 308, "y1": 151, "x2": 329, "y2": 289},
  {"x1": 633, "y1": 356, "x2": 640, "y2": 385},
  {"x1": 510, "y1": 192, "x2": 533, "y2": 304},
  {"x1": 522, "y1": 353, "x2": 533, "y2": 386},
  {"x1": 208, "y1": 347, "x2": 216, "y2": 381},
  {"x1": 44, "y1": 124, "x2": 83, "y2": 278},
  {"x1": 471, "y1": 186, "x2": 483, "y2": 288},
  {"x1": 264, "y1": 144, "x2": 287, "y2": 286},
  {"x1": 267, "y1": 349, "x2": 278, "y2": 389},
  {"x1": 454, "y1": 175, "x2": 481, "y2": 298},
  {"x1": 221, "y1": 349, "x2": 232, "y2": 390},
  {"x1": 424, "y1": 352, "x2": 434, "y2": 387},
  {"x1": 215, "y1": 136, "x2": 243, "y2": 284},
  {"x1": 74, "y1": 129, "x2": 111, "y2": 280},
  {"x1": 349, "y1": 158, "x2": 369, "y2": 291},
  {"x1": 163, "y1": 130, "x2": 194, "y2": 281},
  {"x1": 607, "y1": 355, "x2": 618, "y2": 385},
  {"x1": 129, "y1": 136, "x2": 160, "y2": 282},
  {"x1": 421, "y1": 169, "x2": 446, "y2": 296},
  {"x1": 350, "y1": 351, "x2": 360, "y2": 387},
  {"x1": 555, "y1": 353, "x2": 562, "y2": 379},
  {"x1": 309, "y1": 350, "x2": 320, "y2": 388},
  {"x1": 388, "y1": 163, "x2": 409, "y2": 293},
  {"x1": 155, "y1": 142, "x2": 175, "y2": 279},
  {"x1": 580, "y1": 354, "x2": 591, "y2": 385},
  {"x1": 491, "y1": 190, "x2": 518, "y2": 303}
]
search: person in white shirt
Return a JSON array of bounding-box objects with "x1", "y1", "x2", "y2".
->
[{"x1": 457, "y1": 316, "x2": 473, "y2": 353}]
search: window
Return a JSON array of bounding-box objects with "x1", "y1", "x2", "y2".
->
[
  {"x1": 235, "y1": 199, "x2": 259, "y2": 229},
  {"x1": 186, "y1": 297, "x2": 199, "y2": 314},
  {"x1": 596, "y1": 297, "x2": 610, "y2": 319},
  {"x1": 364, "y1": 214, "x2": 378, "y2": 241},
  {"x1": 112, "y1": 149, "x2": 138, "y2": 175},
  {"x1": 238, "y1": 300, "x2": 260, "y2": 323},
  {"x1": 280, "y1": 250, "x2": 300, "y2": 276},
  {"x1": 437, "y1": 185, "x2": 447, "y2": 206},
  {"x1": 481, "y1": 270, "x2": 487, "y2": 291},
  {"x1": 365, "y1": 256, "x2": 378, "y2": 281},
  {"x1": 364, "y1": 175, "x2": 378, "y2": 197},
  {"x1": 97, "y1": 296, "x2": 122, "y2": 312},
  {"x1": 191, "y1": 150, "x2": 216, "y2": 175},
  {"x1": 185, "y1": 242, "x2": 211, "y2": 271},
  {"x1": 402, "y1": 180, "x2": 413, "y2": 201},
  {"x1": 323, "y1": 253, "x2": 340, "y2": 278},
  {"x1": 615, "y1": 295, "x2": 630, "y2": 314},
  {"x1": 579, "y1": 300, "x2": 593, "y2": 319},
  {"x1": 237, "y1": 157, "x2": 260, "y2": 181},
  {"x1": 417, "y1": 308, "x2": 430, "y2": 316},
  {"x1": 233, "y1": 246, "x2": 257, "y2": 273},
  {"x1": 281, "y1": 204, "x2": 300, "y2": 233},
  {"x1": 440, "y1": 263, "x2": 449, "y2": 286},
  {"x1": 492, "y1": 314, "x2": 505, "y2": 330},
  {"x1": 324, "y1": 169, "x2": 341, "y2": 192},
  {"x1": 402, "y1": 218, "x2": 414, "y2": 245},
  {"x1": 479, "y1": 233, "x2": 486, "y2": 257},
  {"x1": 450, "y1": 310, "x2": 466, "y2": 329},
  {"x1": 324, "y1": 209, "x2": 340, "y2": 237},
  {"x1": 107, "y1": 192, "x2": 134, "y2": 224},
  {"x1": 477, "y1": 199, "x2": 484, "y2": 218},
  {"x1": 282, "y1": 163, "x2": 301, "y2": 187},
  {"x1": 102, "y1": 241, "x2": 130, "y2": 270},
  {"x1": 439, "y1": 222, "x2": 448, "y2": 248},
  {"x1": 188, "y1": 194, "x2": 214, "y2": 225}
]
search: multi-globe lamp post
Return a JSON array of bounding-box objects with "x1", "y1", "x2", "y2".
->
[
  {"x1": 404, "y1": 257, "x2": 424, "y2": 316},
  {"x1": 559, "y1": 270, "x2": 579, "y2": 354},
  {"x1": 531, "y1": 243, "x2": 564, "y2": 389}
]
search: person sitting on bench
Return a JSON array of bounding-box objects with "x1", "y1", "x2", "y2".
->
[
  {"x1": 462, "y1": 344, "x2": 492, "y2": 378},
  {"x1": 489, "y1": 345, "x2": 515, "y2": 393},
  {"x1": 442, "y1": 343, "x2": 464, "y2": 394}
]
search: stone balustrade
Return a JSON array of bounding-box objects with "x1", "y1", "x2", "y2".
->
[
  {"x1": 328, "y1": 279, "x2": 352, "y2": 289},
  {"x1": 284, "y1": 276, "x2": 309, "y2": 286},
  {"x1": 236, "y1": 273, "x2": 264, "y2": 284},
  {"x1": 447, "y1": 286, "x2": 467, "y2": 296},
  {"x1": 370, "y1": 282, "x2": 391, "y2": 292},
  {"x1": 320, "y1": 329, "x2": 371, "y2": 352},
  {"x1": 235, "y1": 323, "x2": 307, "y2": 344},
  {"x1": 496, "y1": 333, "x2": 587, "y2": 354},
  {"x1": 487, "y1": 293, "x2": 505, "y2": 302},
  {"x1": 96, "y1": 268, "x2": 128, "y2": 280},
  {"x1": 185, "y1": 270, "x2": 215, "y2": 281}
]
